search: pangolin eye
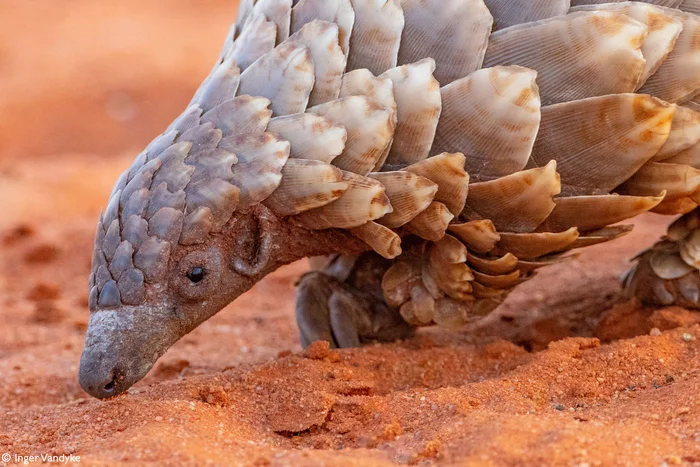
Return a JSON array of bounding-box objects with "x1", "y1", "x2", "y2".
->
[{"x1": 186, "y1": 267, "x2": 206, "y2": 284}]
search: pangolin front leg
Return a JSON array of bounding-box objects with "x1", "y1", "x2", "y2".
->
[{"x1": 296, "y1": 254, "x2": 414, "y2": 348}]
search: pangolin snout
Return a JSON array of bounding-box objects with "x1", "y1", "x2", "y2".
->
[
  {"x1": 79, "y1": 307, "x2": 179, "y2": 399},
  {"x1": 78, "y1": 356, "x2": 128, "y2": 399}
]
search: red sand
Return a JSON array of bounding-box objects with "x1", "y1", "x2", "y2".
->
[{"x1": 0, "y1": 2, "x2": 699, "y2": 465}]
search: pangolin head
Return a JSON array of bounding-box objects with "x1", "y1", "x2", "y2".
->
[{"x1": 79, "y1": 108, "x2": 282, "y2": 399}]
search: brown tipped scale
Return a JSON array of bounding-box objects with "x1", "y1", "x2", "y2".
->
[
  {"x1": 570, "y1": 3, "x2": 683, "y2": 88},
  {"x1": 448, "y1": 220, "x2": 501, "y2": 255},
  {"x1": 472, "y1": 269, "x2": 522, "y2": 290},
  {"x1": 239, "y1": 42, "x2": 314, "y2": 116},
  {"x1": 539, "y1": 193, "x2": 666, "y2": 233},
  {"x1": 294, "y1": 170, "x2": 392, "y2": 229},
  {"x1": 621, "y1": 162, "x2": 700, "y2": 202},
  {"x1": 397, "y1": 0, "x2": 493, "y2": 85},
  {"x1": 308, "y1": 96, "x2": 395, "y2": 175},
  {"x1": 467, "y1": 252, "x2": 519, "y2": 276},
  {"x1": 338, "y1": 70, "x2": 397, "y2": 170},
  {"x1": 228, "y1": 13, "x2": 277, "y2": 71},
  {"x1": 350, "y1": 222, "x2": 402, "y2": 259},
  {"x1": 405, "y1": 202, "x2": 454, "y2": 242},
  {"x1": 190, "y1": 57, "x2": 241, "y2": 112},
  {"x1": 368, "y1": 171, "x2": 437, "y2": 228},
  {"x1": 267, "y1": 113, "x2": 347, "y2": 163},
  {"x1": 483, "y1": 11, "x2": 647, "y2": 105},
  {"x1": 381, "y1": 59, "x2": 442, "y2": 167},
  {"x1": 433, "y1": 66, "x2": 541, "y2": 179},
  {"x1": 428, "y1": 235, "x2": 475, "y2": 301},
  {"x1": 287, "y1": 21, "x2": 346, "y2": 106},
  {"x1": 201, "y1": 95, "x2": 273, "y2": 137},
  {"x1": 346, "y1": 0, "x2": 404, "y2": 75},
  {"x1": 251, "y1": 0, "x2": 292, "y2": 44},
  {"x1": 654, "y1": 105, "x2": 700, "y2": 161},
  {"x1": 664, "y1": 141, "x2": 700, "y2": 168},
  {"x1": 263, "y1": 159, "x2": 347, "y2": 216},
  {"x1": 482, "y1": 0, "x2": 568, "y2": 30},
  {"x1": 568, "y1": 225, "x2": 635, "y2": 250},
  {"x1": 219, "y1": 132, "x2": 290, "y2": 207},
  {"x1": 404, "y1": 153, "x2": 470, "y2": 215},
  {"x1": 639, "y1": 8, "x2": 700, "y2": 103},
  {"x1": 464, "y1": 161, "x2": 560, "y2": 233},
  {"x1": 495, "y1": 228, "x2": 580, "y2": 261},
  {"x1": 291, "y1": 0, "x2": 355, "y2": 54},
  {"x1": 339, "y1": 69, "x2": 397, "y2": 114},
  {"x1": 517, "y1": 255, "x2": 572, "y2": 274},
  {"x1": 532, "y1": 94, "x2": 675, "y2": 195}
]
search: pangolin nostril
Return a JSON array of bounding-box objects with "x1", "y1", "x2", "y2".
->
[
  {"x1": 104, "y1": 377, "x2": 116, "y2": 392},
  {"x1": 103, "y1": 370, "x2": 120, "y2": 393}
]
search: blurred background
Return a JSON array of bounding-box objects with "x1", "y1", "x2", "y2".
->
[{"x1": 1, "y1": 0, "x2": 235, "y2": 163}]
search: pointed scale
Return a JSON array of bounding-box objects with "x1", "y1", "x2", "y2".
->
[
  {"x1": 483, "y1": 11, "x2": 648, "y2": 105},
  {"x1": 308, "y1": 96, "x2": 395, "y2": 175},
  {"x1": 434, "y1": 66, "x2": 541, "y2": 179},
  {"x1": 381, "y1": 59, "x2": 442, "y2": 167},
  {"x1": 368, "y1": 171, "x2": 438, "y2": 228},
  {"x1": 638, "y1": 7, "x2": 700, "y2": 103},
  {"x1": 570, "y1": 3, "x2": 683, "y2": 88},
  {"x1": 398, "y1": 0, "x2": 493, "y2": 85},
  {"x1": 294, "y1": 170, "x2": 392, "y2": 229},
  {"x1": 291, "y1": 0, "x2": 355, "y2": 55},
  {"x1": 464, "y1": 161, "x2": 560, "y2": 233},
  {"x1": 538, "y1": 193, "x2": 666, "y2": 233},
  {"x1": 267, "y1": 113, "x2": 347, "y2": 163},
  {"x1": 346, "y1": 0, "x2": 405, "y2": 75},
  {"x1": 238, "y1": 42, "x2": 315, "y2": 117},
  {"x1": 532, "y1": 94, "x2": 675, "y2": 195}
]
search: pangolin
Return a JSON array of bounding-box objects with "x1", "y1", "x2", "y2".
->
[{"x1": 78, "y1": 0, "x2": 700, "y2": 399}]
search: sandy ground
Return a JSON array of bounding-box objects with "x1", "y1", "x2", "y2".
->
[{"x1": 0, "y1": 1, "x2": 699, "y2": 466}]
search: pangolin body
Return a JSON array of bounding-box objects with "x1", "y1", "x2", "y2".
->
[{"x1": 79, "y1": 0, "x2": 700, "y2": 399}]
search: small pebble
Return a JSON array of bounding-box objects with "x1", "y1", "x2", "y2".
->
[
  {"x1": 199, "y1": 385, "x2": 229, "y2": 407},
  {"x1": 682, "y1": 333, "x2": 693, "y2": 342},
  {"x1": 650, "y1": 328, "x2": 662, "y2": 337}
]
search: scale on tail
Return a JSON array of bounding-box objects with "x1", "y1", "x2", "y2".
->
[{"x1": 79, "y1": 0, "x2": 700, "y2": 400}]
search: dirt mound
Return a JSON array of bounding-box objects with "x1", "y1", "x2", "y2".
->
[{"x1": 0, "y1": 2, "x2": 699, "y2": 466}]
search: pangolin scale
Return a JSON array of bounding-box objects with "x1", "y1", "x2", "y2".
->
[{"x1": 79, "y1": 0, "x2": 700, "y2": 399}]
